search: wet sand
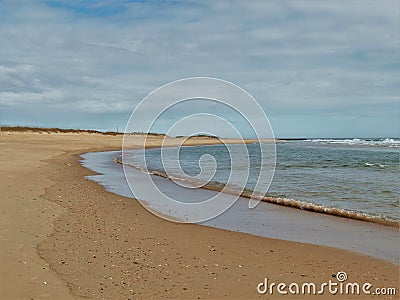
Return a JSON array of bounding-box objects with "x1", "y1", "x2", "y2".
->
[{"x1": 1, "y1": 132, "x2": 399, "y2": 299}]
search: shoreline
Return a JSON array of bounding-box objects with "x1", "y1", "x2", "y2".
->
[
  {"x1": 118, "y1": 154, "x2": 398, "y2": 228},
  {"x1": 83, "y1": 149, "x2": 399, "y2": 264},
  {"x1": 1, "y1": 132, "x2": 399, "y2": 299},
  {"x1": 117, "y1": 144, "x2": 399, "y2": 228}
]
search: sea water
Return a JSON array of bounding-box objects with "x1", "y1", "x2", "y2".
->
[{"x1": 120, "y1": 138, "x2": 399, "y2": 222}]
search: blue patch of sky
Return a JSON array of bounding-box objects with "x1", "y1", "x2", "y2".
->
[
  {"x1": 43, "y1": 0, "x2": 126, "y2": 17},
  {"x1": 44, "y1": 0, "x2": 191, "y2": 17},
  {"x1": 42, "y1": 0, "x2": 201, "y2": 25}
]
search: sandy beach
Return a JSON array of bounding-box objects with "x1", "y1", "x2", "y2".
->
[{"x1": 1, "y1": 131, "x2": 398, "y2": 299}]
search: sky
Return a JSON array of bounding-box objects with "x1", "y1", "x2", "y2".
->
[{"x1": 1, "y1": 0, "x2": 399, "y2": 138}]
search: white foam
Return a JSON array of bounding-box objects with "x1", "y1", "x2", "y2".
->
[
  {"x1": 307, "y1": 138, "x2": 400, "y2": 148},
  {"x1": 364, "y1": 162, "x2": 386, "y2": 168}
]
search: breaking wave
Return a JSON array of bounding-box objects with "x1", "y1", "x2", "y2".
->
[
  {"x1": 307, "y1": 138, "x2": 400, "y2": 148},
  {"x1": 364, "y1": 162, "x2": 386, "y2": 168}
]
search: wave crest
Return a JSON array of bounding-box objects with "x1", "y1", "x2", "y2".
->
[{"x1": 307, "y1": 138, "x2": 400, "y2": 148}]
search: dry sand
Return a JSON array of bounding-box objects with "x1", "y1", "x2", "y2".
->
[{"x1": 1, "y1": 132, "x2": 398, "y2": 299}]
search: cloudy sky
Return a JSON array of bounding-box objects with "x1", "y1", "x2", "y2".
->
[{"x1": 1, "y1": 0, "x2": 399, "y2": 138}]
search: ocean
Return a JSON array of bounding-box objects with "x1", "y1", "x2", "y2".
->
[{"x1": 119, "y1": 138, "x2": 399, "y2": 223}]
